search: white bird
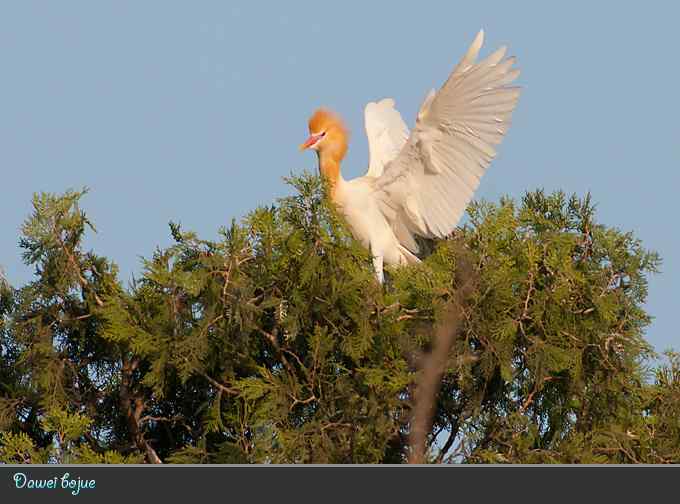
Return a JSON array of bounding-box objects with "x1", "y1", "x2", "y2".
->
[{"x1": 300, "y1": 30, "x2": 520, "y2": 283}]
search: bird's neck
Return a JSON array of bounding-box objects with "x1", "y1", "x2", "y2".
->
[{"x1": 317, "y1": 152, "x2": 344, "y2": 201}]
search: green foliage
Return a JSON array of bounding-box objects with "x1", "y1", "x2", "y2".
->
[{"x1": 0, "y1": 175, "x2": 674, "y2": 464}]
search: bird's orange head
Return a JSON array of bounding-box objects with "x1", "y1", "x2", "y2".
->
[{"x1": 299, "y1": 108, "x2": 348, "y2": 162}]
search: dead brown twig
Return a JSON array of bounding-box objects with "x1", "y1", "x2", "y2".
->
[{"x1": 408, "y1": 257, "x2": 477, "y2": 464}]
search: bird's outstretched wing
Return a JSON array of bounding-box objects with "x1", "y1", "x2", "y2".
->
[
  {"x1": 364, "y1": 98, "x2": 409, "y2": 178},
  {"x1": 373, "y1": 30, "x2": 520, "y2": 245}
]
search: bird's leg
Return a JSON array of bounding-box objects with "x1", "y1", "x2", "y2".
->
[{"x1": 372, "y1": 255, "x2": 384, "y2": 284}]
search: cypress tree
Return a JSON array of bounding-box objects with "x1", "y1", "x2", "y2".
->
[{"x1": 1, "y1": 175, "x2": 676, "y2": 463}]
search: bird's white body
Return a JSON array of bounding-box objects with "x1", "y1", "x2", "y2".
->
[
  {"x1": 334, "y1": 176, "x2": 416, "y2": 282},
  {"x1": 303, "y1": 30, "x2": 520, "y2": 282}
]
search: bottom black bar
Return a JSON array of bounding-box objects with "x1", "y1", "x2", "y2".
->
[{"x1": 1, "y1": 465, "x2": 677, "y2": 503}]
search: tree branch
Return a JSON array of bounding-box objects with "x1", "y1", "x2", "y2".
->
[
  {"x1": 198, "y1": 370, "x2": 240, "y2": 396},
  {"x1": 408, "y1": 259, "x2": 477, "y2": 464},
  {"x1": 120, "y1": 356, "x2": 162, "y2": 464}
]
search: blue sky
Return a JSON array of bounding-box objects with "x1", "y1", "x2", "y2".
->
[{"x1": 1, "y1": 2, "x2": 678, "y2": 352}]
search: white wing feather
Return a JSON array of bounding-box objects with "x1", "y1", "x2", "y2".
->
[
  {"x1": 373, "y1": 30, "x2": 520, "y2": 244},
  {"x1": 364, "y1": 98, "x2": 409, "y2": 178}
]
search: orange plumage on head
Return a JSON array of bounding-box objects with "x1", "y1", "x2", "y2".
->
[{"x1": 308, "y1": 108, "x2": 349, "y2": 162}]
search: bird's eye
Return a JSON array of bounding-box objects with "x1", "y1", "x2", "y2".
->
[{"x1": 321, "y1": 132, "x2": 326, "y2": 137}]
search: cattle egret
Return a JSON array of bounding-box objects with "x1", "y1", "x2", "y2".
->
[{"x1": 300, "y1": 30, "x2": 520, "y2": 283}]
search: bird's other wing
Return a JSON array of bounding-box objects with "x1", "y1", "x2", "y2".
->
[
  {"x1": 364, "y1": 98, "x2": 409, "y2": 178},
  {"x1": 373, "y1": 29, "x2": 520, "y2": 242}
]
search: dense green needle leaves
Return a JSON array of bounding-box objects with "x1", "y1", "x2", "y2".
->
[{"x1": 0, "y1": 175, "x2": 676, "y2": 464}]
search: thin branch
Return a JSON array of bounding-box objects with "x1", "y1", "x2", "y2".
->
[
  {"x1": 520, "y1": 376, "x2": 556, "y2": 413},
  {"x1": 435, "y1": 419, "x2": 461, "y2": 464},
  {"x1": 198, "y1": 370, "x2": 239, "y2": 396},
  {"x1": 259, "y1": 328, "x2": 297, "y2": 377},
  {"x1": 54, "y1": 230, "x2": 104, "y2": 307},
  {"x1": 119, "y1": 356, "x2": 162, "y2": 464},
  {"x1": 289, "y1": 393, "x2": 317, "y2": 410}
]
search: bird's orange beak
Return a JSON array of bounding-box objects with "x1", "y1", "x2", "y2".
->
[{"x1": 299, "y1": 134, "x2": 322, "y2": 151}]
